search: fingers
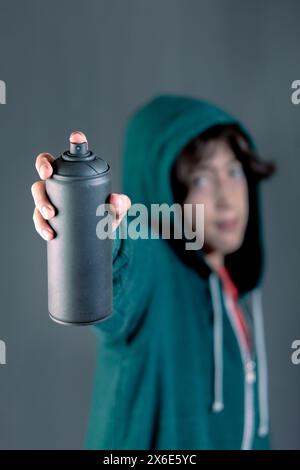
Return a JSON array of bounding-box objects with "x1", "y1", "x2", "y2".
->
[
  {"x1": 109, "y1": 193, "x2": 131, "y2": 231},
  {"x1": 35, "y1": 153, "x2": 55, "y2": 180},
  {"x1": 32, "y1": 207, "x2": 55, "y2": 241},
  {"x1": 32, "y1": 153, "x2": 56, "y2": 240},
  {"x1": 109, "y1": 193, "x2": 131, "y2": 216},
  {"x1": 31, "y1": 181, "x2": 55, "y2": 220}
]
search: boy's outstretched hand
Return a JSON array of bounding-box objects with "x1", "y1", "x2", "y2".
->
[{"x1": 31, "y1": 131, "x2": 131, "y2": 241}]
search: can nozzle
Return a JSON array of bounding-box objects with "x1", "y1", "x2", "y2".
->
[
  {"x1": 69, "y1": 131, "x2": 89, "y2": 156},
  {"x1": 61, "y1": 131, "x2": 95, "y2": 162}
]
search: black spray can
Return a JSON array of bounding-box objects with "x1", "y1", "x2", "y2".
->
[{"x1": 45, "y1": 132, "x2": 112, "y2": 325}]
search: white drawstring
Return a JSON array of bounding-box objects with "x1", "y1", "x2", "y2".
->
[
  {"x1": 209, "y1": 273, "x2": 224, "y2": 413},
  {"x1": 251, "y1": 288, "x2": 269, "y2": 436}
]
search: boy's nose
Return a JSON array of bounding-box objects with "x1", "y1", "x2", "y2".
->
[{"x1": 215, "y1": 182, "x2": 234, "y2": 208}]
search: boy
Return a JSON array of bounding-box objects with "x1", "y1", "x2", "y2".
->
[{"x1": 31, "y1": 94, "x2": 275, "y2": 449}]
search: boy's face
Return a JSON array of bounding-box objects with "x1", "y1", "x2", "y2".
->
[{"x1": 184, "y1": 140, "x2": 249, "y2": 256}]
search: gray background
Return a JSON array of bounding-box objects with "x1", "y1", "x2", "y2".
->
[{"x1": 0, "y1": 0, "x2": 299, "y2": 449}]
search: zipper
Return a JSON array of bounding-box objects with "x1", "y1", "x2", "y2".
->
[{"x1": 224, "y1": 294, "x2": 256, "y2": 450}]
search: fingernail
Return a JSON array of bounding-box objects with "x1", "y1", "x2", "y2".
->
[
  {"x1": 41, "y1": 205, "x2": 53, "y2": 219},
  {"x1": 42, "y1": 229, "x2": 53, "y2": 240},
  {"x1": 69, "y1": 131, "x2": 87, "y2": 144}
]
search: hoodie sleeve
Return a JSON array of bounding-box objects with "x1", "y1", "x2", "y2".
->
[{"x1": 90, "y1": 216, "x2": 155, "y2": 341}]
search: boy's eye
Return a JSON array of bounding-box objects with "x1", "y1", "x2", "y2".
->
[
  {"x1": 191, "y1": 174, "x2": 212, "y2": 189},
  {"x1": 228, "y1": 163, "x2": 244, "y2": 178}
]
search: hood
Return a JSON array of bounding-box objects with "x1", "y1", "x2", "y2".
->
[{"x1": 121, "y1": 93, "x2": 265, "y2": 294}]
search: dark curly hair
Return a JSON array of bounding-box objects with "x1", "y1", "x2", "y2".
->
[{"x1": 171, "y1": 124, "x2": 276, "y2": 204}]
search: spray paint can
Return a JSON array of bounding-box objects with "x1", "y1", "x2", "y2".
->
[{"x1": 45, "y1": 132, "x2": 112, "y2": 325}]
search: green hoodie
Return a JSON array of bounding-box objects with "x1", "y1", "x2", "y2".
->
[{"x1": 84, "y1": 94, "x2": 271, "y2": 450}]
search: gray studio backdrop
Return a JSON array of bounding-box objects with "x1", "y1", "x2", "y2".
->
[{"x1": 0, "y1": 0, "x2": 299, "y2": 449}]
